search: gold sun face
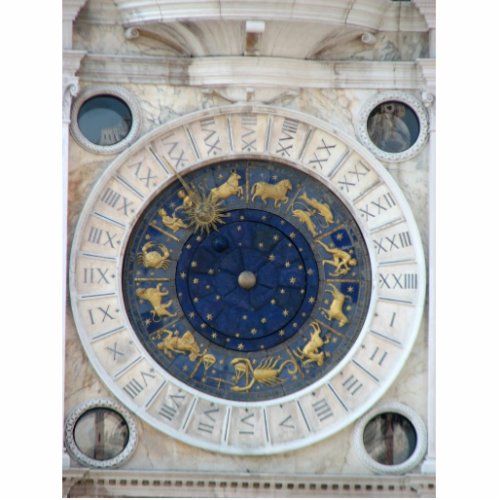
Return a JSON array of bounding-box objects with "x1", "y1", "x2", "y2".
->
[{"x1": 183, "y1": 191, "x2": 228, "y2": 234}]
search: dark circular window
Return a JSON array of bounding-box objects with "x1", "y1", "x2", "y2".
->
[
  {"x1": 73, "y1": 408, "x2": 129, "y2": 461},
  {"x1": 367, "y1": 101, "x2": 420, "y2": 153},
  {"x1": 362, "y1": 412, "x2": 417, "y2": 466},
  {"x1": 77, "y1": 95, "x2": 132, "y2": 146}
]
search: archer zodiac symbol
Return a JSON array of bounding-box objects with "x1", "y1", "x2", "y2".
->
[
  {"x1": 136, "y1": 242, "x2": 171, "y2": 270},
  {"x1": 320, "y1": 284, "x2": 350, "y2": 327},
  {"x1": 230, "y1": 357, "x2": 298, "y2": 392},
  {"x1": 251, "y1": 179, "x2": 293, "y2": 207},
  {"x1": 136, "y1": 284, "x2": 177, "y2": 319},
  {"x1": 209, "y1": 171, "x2": 244, "y2": 203},
  {"x1": 157, "y1": 208, "x2": 189, "y2": 232},
  {"x1": 294, "y1": 321, "x2": 329, "y2": 367},
  {"x1": 317, "y1": 240, "x2": 357, "y2": 277},
  {"x1": 298, "y1": 192, "x2": 334, "y2": 225}
]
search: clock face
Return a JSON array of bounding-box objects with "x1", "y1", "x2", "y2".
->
[
  {"x1": 122, "y1": 159, "x2": 371, "y2": 402},
  {"x1": 70, "y1": 106, "x2": 425, "y2": 454}
]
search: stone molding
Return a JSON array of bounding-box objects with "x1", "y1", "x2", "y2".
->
[
  {"x1": 109, "y1": 0, "x2": 427, "y2": 32},
  {"x1": 63, "y1": 50, "x2": 86, "y2": 124},
  {"x1": 62, "y1": 469, "x2": 436, "y2": 498},
  {"x1": 79, "y1": 55, "x2": 425, "y2": 90},
  {"x1": 413, "y1": 0, "x2": 436, "y2": 30},
  {"x1": 417, "y1": 59, "x2": 436, "y2": 94}
]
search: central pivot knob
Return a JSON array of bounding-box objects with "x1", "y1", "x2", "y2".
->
[{"x1": 238, "y1": 271, "x2": 257, "y2": 289}]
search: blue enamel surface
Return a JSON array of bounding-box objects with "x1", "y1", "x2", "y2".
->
[{"x1": 122, "y1": 160, "x2": 371, "y2": 401}]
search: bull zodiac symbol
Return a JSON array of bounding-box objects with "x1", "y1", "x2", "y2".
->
[
  {"x1": 136, "y1": 284, "x2": 177, "y2": 320},
  {"x1": 294, "y1": 321, "x2": 329, "y2": 367},
  {"x1": 320, "y1": 284, "x2": 350, "y2": 327},
  {"x1": 230, "y1": 357, "x2": 298, "y2": 392},
  {"x1": 210, "y1": 171, "x2": 244, "y2": 203},
  {"x1": 251, "y1": 179, "x2": 293, "y2": 207}
]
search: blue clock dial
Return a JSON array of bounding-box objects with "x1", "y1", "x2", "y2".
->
[{"x1": 122, "y1": 160, "x2": 371, "y2": 402}]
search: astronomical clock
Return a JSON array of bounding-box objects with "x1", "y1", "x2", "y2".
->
[
  {"x1": 63, "y1": 0, "x2": 435, "y2": 496},
  {"x1": 67, "y1": 106, "x2": 425, "y2": 455}
]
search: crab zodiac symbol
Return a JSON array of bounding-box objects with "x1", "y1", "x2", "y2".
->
[{"x1": 136, "y1": 242, "x2": 171, "y2": 270}]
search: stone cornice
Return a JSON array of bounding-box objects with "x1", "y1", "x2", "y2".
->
[
  {"x1": 83, "y1": 0, "x2": 427, "y2": 32},
  {"x1": 79, "y1": 55, "x2": 425, "y2": 90},
  {"x1": 63, "y1": 468, "x2": 435, "y2": 498},
  {"x1": 413, "y1": 0, "x2": 436, "y2": 30},
  {"x1": 63, "y1": 0, "x2": 88, "y2": 22}
]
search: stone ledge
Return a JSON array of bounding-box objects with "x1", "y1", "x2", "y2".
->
[{"x1": 63, "y1": 468, "x2": 436, "y2": 498}]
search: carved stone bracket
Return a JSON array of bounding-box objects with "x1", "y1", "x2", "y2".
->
[{"x1": 63, "y1": 50, "x2": 86, "y2": 124}]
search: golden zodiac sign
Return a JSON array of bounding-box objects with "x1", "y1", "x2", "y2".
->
[
  {"x1": 136, "y1": 284, "x2": 177, "y2": 319},
  {"x1": 230, "y1": 357, "x2": 298, "y2": 392},
  {"x1": 136, "y1": 242, "x2": 171, "y2": 270},
  {"x1": 210, "y1": 171, "x2": 244, "y2": 203},
  {"x1": 320, "y1": 284, "x2": 349, "y2": 327},
  {"x1": 299, "y1": 192, "x2": 334, "y2": 225},
  {"x1": 251, "y1": 179, "x2": 293, "y2": 207},
  {"x1": 158, "y1": 208, "x2": 189, "y2": 232},
  {"x1": 294, "y1": 321, "x2": 329, "y2": 367},
  {"x1": 157, "y1": 330, "x2": 217, "y2": 369},
  {"x1": 292, "y1": 208, "x2": 318, "y2": 236},
  {"x1": 317, "y1": 240, "x2": 357, "y2": 277}
]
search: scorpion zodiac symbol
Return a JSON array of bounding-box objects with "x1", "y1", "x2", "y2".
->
[{"x1": 230, "y1": 357, "x2": 298, "y2": 392}]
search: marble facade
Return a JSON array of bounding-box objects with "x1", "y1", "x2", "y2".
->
[{"x1": 63, "y1": 0, "x2": 435, "y2": 496}]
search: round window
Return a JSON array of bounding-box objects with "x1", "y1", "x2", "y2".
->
[
  {"x1": 77, "y1": 95, "x2": 132, "y2": 146},
  {"x1": 367, "y1": 101, "x2": 420, "y2": 154},
  {"x1": 73, "y1": 408, "x2": 130, "y2": 461},
  {"x1": 362, "y1": 412, "x2": 417, "y2": 466},
  {"x1": 65, "y1": 399, "x2": 138, "y2": 468}
]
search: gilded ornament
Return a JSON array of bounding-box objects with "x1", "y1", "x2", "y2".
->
[
  {"x1": 291, "y1": 208, "x2": 318, "y2": 236},
  {"x1": 157, "y1": 329, "x2": 200, "y2": 361},
  {"x1": 298, "y1": 192, "x2": 334, "y2": 225},
  {"x1": 157, "y1": 208, "x2": 189, "y2": 232},
  {"x1": 251, "y1": 179, "x2": 293, "y2": 207},
  {"x1": 136, "y1": 284, "x2": 177, "y2": 319},
  {"x1": 209, "y1": 171, "x2": 243, "y2": 203},
  {"x1": 230, "y1": 357, "x2": 297, "y2": 392},
  {"x1": 317, "y1": 240, "x2": 357, "y2": 276},
  {"x1": 294, "y1": 321, "x2": 328, "y2": 366},
  {"x1": 136, "y1": 242, "x2": 171, "y2": 270},
  {"x1": 320, "y1": 284, "x2": 349, "y2": 327}
]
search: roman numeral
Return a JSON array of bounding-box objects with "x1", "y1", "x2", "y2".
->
[
  {"x1": 373, "y1": 231, "x2": 412, "y2": 254},
  {"x1": 128, "y1": 161, "x2": 158, "y2": 189},
  {"x1": 88, "y1": 304, "x2": 115, "y2": 325},
  {"x1": 278, "y1": 414, "x2": 295, "y2": 430},
  {"x1": 308, "y1": 139, "x2": 336, "y2": 169},
  {"x1": 238, "y1": 412, "x2": 255, "y2": 435},
  {"x1": 105, "y1": 342, "x2": 124, "y2": 361},
  {"x1": 100, "y1": 187, "x2": 133, "y2": 216},
  {"x1": 336, "y1": 162, "x2": 369, "y2": 193},
  {"x1": 158, "y1": 391, "x2": 186, "y2": 421},
  {"x1": 83, "y1": 267, "x2": 111, "y2": 284},
  {"x1": 87, "y1": 227, "x2": 118, "y2": 248},
  {"x1": 359, "y1": 192, "x2": 396, "y2": 220},
  {"x1": 200, "y1": 117, "x2": 222, "y2": 156},
  {"x1": 197, "y1": 405, "x2": 220, "y2": 434},
  {"x1": 276, "y1": 118, "x2": 298, "y2": 157},
  {"x1": 379, "y1": 273, "x2": 418, "y2": 289},
  {"x1": 342, "y1": 375, "x2": 363, "y2": 396},
  {"x1": 161, "y1": 133, "x2": 188, "y2": 169},
  {"x1": 123, "y1": 372, "x2": 155, "y2": 399},
  {"x1": 241, "y1": 115, "x2": 257, "y2": 152},
  {"x1": 312, "y1": 398, "x2": 333, "y2": 421},
  {"x1": 369, "y1": 347, "x2": 388, "y2": 366}
]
